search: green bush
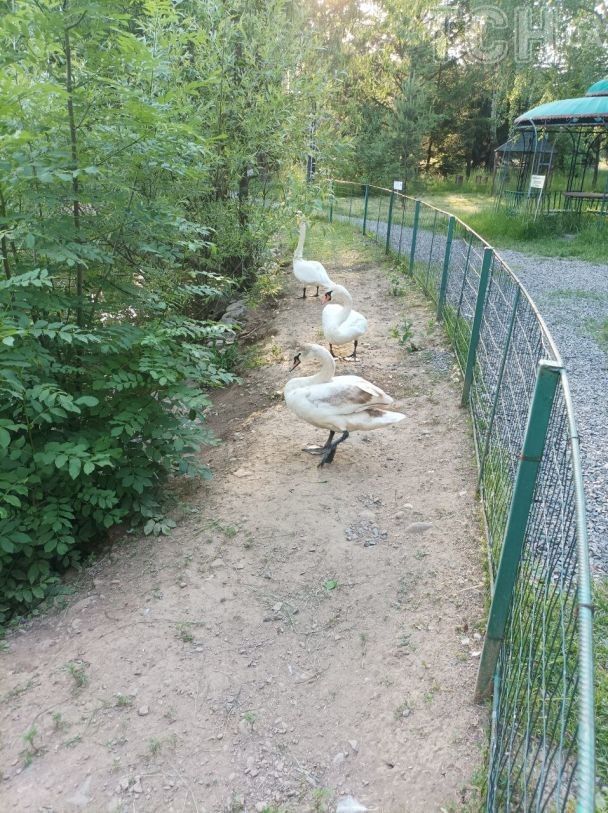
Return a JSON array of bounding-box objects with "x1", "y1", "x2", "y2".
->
[
  {"x1": 0, "y1": 269, "x2": 234, "y2": 621},
  {"x1": 0, "y1": 0, "x2": 333, "y2": 622}
]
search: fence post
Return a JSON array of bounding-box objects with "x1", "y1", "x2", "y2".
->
[
  {"x1": 385, "y1": 191, "x2": 395, "y2": 254},
  {"x1": 362, "y1": 185, "x2": 369, "y2": 235},
  {"x1": 408, "y1": 199, "x2": 421, "y2": 276},
  {"x1": 461, "y1": 247, "x2": 493, "y2": 407},
  {"x1": 437, "y1": 215, "x2": 456, "y2": 319},
  {"x1": 474, "y1": 360, "x2": 562, "y2": 702}
]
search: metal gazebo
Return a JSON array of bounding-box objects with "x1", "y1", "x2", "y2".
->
[{"x1": 495, "y1": 76, "x2": 608, "y2": 217}]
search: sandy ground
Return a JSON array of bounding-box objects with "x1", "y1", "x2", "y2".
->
[{"x1": 0, "y1": 228, "x2": 487, "y2": 813}]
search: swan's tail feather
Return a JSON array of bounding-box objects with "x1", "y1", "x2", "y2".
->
[
  {"x1": 367, "y1": 408, "x2": 406, "y2": 425},
  {"x1": 341, "y1": 408, "x2": 406, "y2": 432}
]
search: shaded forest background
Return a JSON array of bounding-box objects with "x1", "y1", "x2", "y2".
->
[{"x1": 0, "y1": 0, "x2": 606, "y2": 617}]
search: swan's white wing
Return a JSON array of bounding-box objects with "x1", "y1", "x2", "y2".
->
[
  {"x1": 303, "y1": 379, "x2": 393, "y2": 414},
  {"x1": 346, "y1": 309, "x2": 367, "y2": 332},
  {"x1": 323, "y1": 308, "x2": 368, "y2": 344},
  {"x1": 335, "y1": 375, "x2": 393, "y2": 402},
  {"x1": 293, "y1": 259, "x2": 331, "y2": 286}
]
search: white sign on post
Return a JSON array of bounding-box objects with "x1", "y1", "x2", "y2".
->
[
  {"x1": 530, "y1": 174, "x2": 546, "y2": 190},
  {"x1": 529, "y1": 174, "x2": 546, "y2": 221},
  {"x1": 393, "y1": 180, "x2": 403, "y2": 191}
]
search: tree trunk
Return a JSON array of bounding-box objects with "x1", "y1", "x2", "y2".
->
[
  {"x1": 425, "y1": 135, "x2": 434, "y2": 172},
  {"x1": 0, "y1": 187, "x2": 12, "y2": 279},
  {"x1": 63, "y1": 2, "x2": 84, "y2": 325},
  {"x1": 238, "y1": 171, "x2": 249, "y2": 227}
]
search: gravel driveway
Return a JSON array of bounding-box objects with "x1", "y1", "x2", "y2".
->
[
  {"x1": 354, "y1": 214, "x2": 608, "y2": 573},
  {"x1": 500, "y1": 249, "x2": 608, "y2": 573}
]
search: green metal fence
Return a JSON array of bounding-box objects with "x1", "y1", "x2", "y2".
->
[{"x1": 328, "y1": 181, "x2": 595, "y2": 812}]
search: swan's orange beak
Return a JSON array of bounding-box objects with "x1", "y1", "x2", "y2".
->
[{"x1": 322, "y1": 292, "x2": 331, "y2": 303}]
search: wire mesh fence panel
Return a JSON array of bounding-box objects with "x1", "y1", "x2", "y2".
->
[
  {"x1": 326, "y1": 182, "x2": 595, "y2": 812},
  {"x1": 330, "y1": 180, "x2": 364, "y2": 226},
  {"x1": 442, "y1": 221, "x2": 486, "y2": 369},
  {"x1": 393, "y1": 195, "x2": 411, "y2": 260},
  {"x1": 489, "y1": 384, "x2": 583, "y2": 811},
  {"x1": 472, "y1": 256, "x2": 556, "y2": 570}
]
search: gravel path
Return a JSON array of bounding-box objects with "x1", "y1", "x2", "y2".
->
[
  {"x1": 350, "y1": 214, "x2": 608, "y2": 573},
  {"x1": 500, "y1": 249, "x2": 608, "y2": 573}
]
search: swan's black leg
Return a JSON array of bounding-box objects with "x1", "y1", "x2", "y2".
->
[
  {"x1": 301, "y1": 287, "x2": 307, "y2": 299},
  {"x1": 302, "y1": 430, "x2": 335, "y2": 455},
  {"x1": 313, "y1": 286, "x2": 320, "y2": 297},
  {"x1": 329, "y1": 344, "x2": 336, "y2": 358},
  {"x1": 318, "y1": 431, "x2": 349, "y2": 467},
  {"x1": 346, "y1": 340, "x2": 358, "y2": 360}
]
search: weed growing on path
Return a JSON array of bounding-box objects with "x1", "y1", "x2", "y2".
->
[
  {"x1": 65, "y1": 661, "x2": 88, "y2": 690},
  {"x1": 390, "y1": 319, "x2": 416, "y2": 350},
  {"x1": 21, "y1": 726, "x2": 41, "y2": 767},
  {"x1": 176, "y1": 623, "x2": 194, "y2": 644},
  {"x1": 148, "y1": 738, "x2": 162, "y2": 757}
]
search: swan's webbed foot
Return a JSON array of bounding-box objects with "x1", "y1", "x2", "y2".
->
[
  {"x1": 346, "y1": 340, "x2": 359, "y2": 361},
  {"x1": 317, "y1": 431, "x2": 349, "y2": 467},
  {"x1": 303, "y1": 430, "x2": 335, "y2": 455}
]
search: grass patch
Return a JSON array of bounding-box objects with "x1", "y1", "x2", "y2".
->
[
  {"x1": 594, "y1": 579, "x2": 608, "y2": 790},
  {"x1": 305, "y1": 217, "x2": 381, "y2": 266},
  {"x1": 421, "y1": 192, "x2": 608, "y2": 264},
  {"x1": 442, "y1": 303, "x2": 470, "y2": 370},
  {"x1": 547, "y1": 289, "x2": 608, "y2": 304},
  {"x1": 331, "y1": 184, "x2": 608, "y2": 263},
  {"x1": 587, "y1": 317, "x2": 608, "y2": 354}
]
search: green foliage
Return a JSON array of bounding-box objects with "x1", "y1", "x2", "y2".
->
[
  {"x1": 314, "y1": 0, "x2": 608, "y2": 182},
  {"x1": 0, "y1": 0, "x2": 346, "y2": 621},
  {"x1": 390, "y1": 319, "x2": 416, "y2": 350},
  {"x1": 1, "y1": 1, "x2": 329, "y2": 620},
  {"x1": 0, "y1": 268, "x2": 235, "y2": 620}
]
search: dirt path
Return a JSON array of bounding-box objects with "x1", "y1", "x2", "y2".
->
[{"x1": 1, "y1": 225, "x2": 486, "y2": 813}]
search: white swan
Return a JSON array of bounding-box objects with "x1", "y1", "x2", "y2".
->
[
  {"x1": 292, "y1": 218, "x2": 332, "y2": 298},
  {"x1": 322, "y1": 283, "x2": 368, "y2": 360},
  {"x1": 284, "y1": 343, "x2": 405, "y2": 466}
]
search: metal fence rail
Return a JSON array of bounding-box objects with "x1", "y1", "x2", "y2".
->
[{"x1": 327, "y1": 181, "x2": 595, "y2": 812}]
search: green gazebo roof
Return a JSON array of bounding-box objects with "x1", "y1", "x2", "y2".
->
[
  {"x1": 586, "y1": 76, "x2": 608, "y2": 97},
  {"x1": 515, "y1": 93, "x2": 608, "y2": 127}
]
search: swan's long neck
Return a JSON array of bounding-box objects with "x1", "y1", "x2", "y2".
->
[
  {"x1": 334, "y1": 288, "x2": 352, "y2": 325},
  {"x1": 285, "y1": 351, "x2": 335, "y2": 393},
  {"x1": 293, "y1": 221, "x2": 306, "y2": 260}
]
